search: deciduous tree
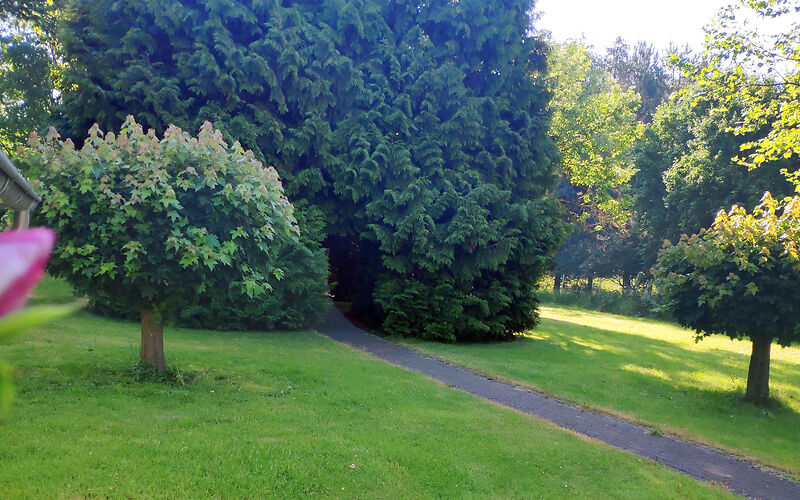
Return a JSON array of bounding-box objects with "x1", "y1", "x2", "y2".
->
[
  {"x1": 655, "y1": 193, "x2": 800, "y2": 403},
  {"x1": 0, "y1": 1, "x2": 61, "y2": 151},
  {"x1": 683, "y1": 0, "x2": 800, "y2": 187},
  {"x1": 17, "y1": 118, "x2": 325, "y2": 370},
  {"x1": 631, "y1": 81, "x2": 794, "y2": 268},
  {"x1": 547, "y1": 41, "x2": 642, "y2": 222}
]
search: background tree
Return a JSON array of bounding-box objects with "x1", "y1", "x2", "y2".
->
[
  {"x1": 552, "y1": 228, "x2": 593, "y2": 292},
  {"x1": 0, "y1": 1, "x2": 61, "y2": 151},
  {"x1": 583, "y1": 221, "x2": 646, "y2": 292},
  {"x1": 547, "y1": 41, "x2": 642, "y2": 221},
  {"x1": 631, "y1": 80, "x2": 795, "y2": 270},
  {"x1": 546, "y1": 41, "x2": 644, "y2": 292},
  {"x1": 693, "y1": 0, "x2": 800, "y2": 187},
  {"x1": 654, "y1": 193, "x2": 800, "y2": 403},
  {"x1": 58, "y1": 0, "x2": 564, "y2": 341},
  {"x1": 17, "y1": 118, "x2": 326, "y2": 371},
  {"x1": 601, "y1": 39, "x2": 672, "y2": 123},
  {"x1": 0, "y1": 0, "x2": 46, "y2": 21}
]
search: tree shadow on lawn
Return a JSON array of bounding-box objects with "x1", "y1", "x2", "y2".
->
[
  {"x1": 408, "y1": 311, "x2": 800, "y2": 473},
  {"x1": 501, "y1": 317, "x2": 800, "y2": 461},
  {"x1": 538, "y1": 314, "x2": 798, "y2": 380},
  {"x1": 525, "y1": 318, "x2": 800, "y2": 401}
]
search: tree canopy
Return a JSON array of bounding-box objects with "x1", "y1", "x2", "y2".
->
[
  {"x1": 631, "y1": 80, "x2": 795, "y2": 267},
  {"x1": 685, "y1": 0, "x2": 800, "y2": 187},
  {"x1": 546, "y1": 40, "x2": 651, "y2": 292},
  {"x1": 602, "y1": 38, "x2": 677, "y2": 123},
  {"x1": 0, "y1": 2, "x2": 61, "y2": 152},
  {"x1": 547, "y1": 41, "x2": 641, "y2": 222}
]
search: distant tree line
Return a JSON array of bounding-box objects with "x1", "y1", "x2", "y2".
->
[
  {"x1": 548, "y1": 36, "x2": 796, "y2": 299},
  {"x1": 547, "y1": 0, "x2": 800, "y2": 403}
]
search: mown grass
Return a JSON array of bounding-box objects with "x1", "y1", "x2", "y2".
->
[
  {"x1": 408, "y1": 305, "x2": 800, "y2": 476},
  {"x1": 0, "y1": 278, "x2": 735, "y2": 498},
  {"x1": 538, "y1": 288, "x2": 668, "y2": 321}
]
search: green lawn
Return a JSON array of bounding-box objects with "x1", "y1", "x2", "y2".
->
[
  {"x1": 0, "y1": 279, "x2": 735, "y2": 499},
  {"x1": 407, "y1": 305, "x2": 800, "y2": 476}
]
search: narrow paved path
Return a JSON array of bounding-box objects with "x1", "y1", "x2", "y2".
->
[{"x1": 319, "y1": 307, "x2": 800, "y2": 500}]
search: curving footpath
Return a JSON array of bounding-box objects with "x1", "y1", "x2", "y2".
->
[{"x1": 319, "y1": 307, "x2": 800, "y2": 500}]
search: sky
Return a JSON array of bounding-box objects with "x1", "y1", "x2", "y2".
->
[{"x1": 534, "y1": 0, "x2": 733, "y2": 52}]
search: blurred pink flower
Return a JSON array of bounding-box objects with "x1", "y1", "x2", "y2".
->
[{"x1": 0, "y1": 228, "x2": 56, "y2": 317}]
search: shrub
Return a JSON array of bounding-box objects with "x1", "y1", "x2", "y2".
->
[{"x1": 18, "y1": 118, "x2": 328, "y2": 370}]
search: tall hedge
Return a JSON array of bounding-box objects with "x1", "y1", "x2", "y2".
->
[{"x1": 60, "y1": 0, "x2": 563, "y2": 341}]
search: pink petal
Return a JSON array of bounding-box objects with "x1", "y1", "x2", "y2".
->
[{"x1": 0, "y1": 228, "x2": 56, "y2": 316}]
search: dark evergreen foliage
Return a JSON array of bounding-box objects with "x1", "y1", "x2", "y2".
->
[
  {"x1": 601, "y1": 39, "x2": 676, "y2": 123},
  {"x1": 60, "y1": 0, "x2": 563, "y2": 341}
]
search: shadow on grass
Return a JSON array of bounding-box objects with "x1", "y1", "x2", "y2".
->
[
  {"x1": 499, "y1": 317, "x2": 800, "y2": 443},
  {"x1": 409, "y1": 314, "x2": 800, "y2": 473},
  {"x1": 532, "y1": 316, "x2": 800, "y2": 397}
]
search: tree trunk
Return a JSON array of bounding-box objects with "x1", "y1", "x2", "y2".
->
[
  {"x1": 586, "y1": 276, "x2": 593, "y2": 293},
  {"x1": 140, "y1": 310, "x2": 166, "y2": 373},
  {"x1": 554, "y1": 273, "x2": 562, "y2": 293},
  {"x1": 745, "y1": 336, "x2": 772, "y2": 403},
  {"x1": 622, "y1": 273, "x2": 632, "y2": 293}
]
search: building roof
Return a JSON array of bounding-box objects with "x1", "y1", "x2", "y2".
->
[{"x1": 0, "y1": 148, "x2": 40, "y2": 211}]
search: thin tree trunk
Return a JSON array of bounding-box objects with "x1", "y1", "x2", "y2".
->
[
  {"x1": 586, "y1": 276, "x2": 593, "y2": 293},
  {"x1": 554, "y1": 273, "x2": 562, "y2": 293},
  {"x1": 140, "y1": 310, "x2": 166, "y2": 373},
  {"x1": 745, "y1": 336, "x2": 772, "y2": 403},
  {"x1": 622, "y1": 273, "x2": 632, "y2": 293}
]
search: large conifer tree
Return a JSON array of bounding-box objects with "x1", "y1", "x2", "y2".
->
[{"x1": 60, "y1": 0, "x2": 563, "y2": 341}]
